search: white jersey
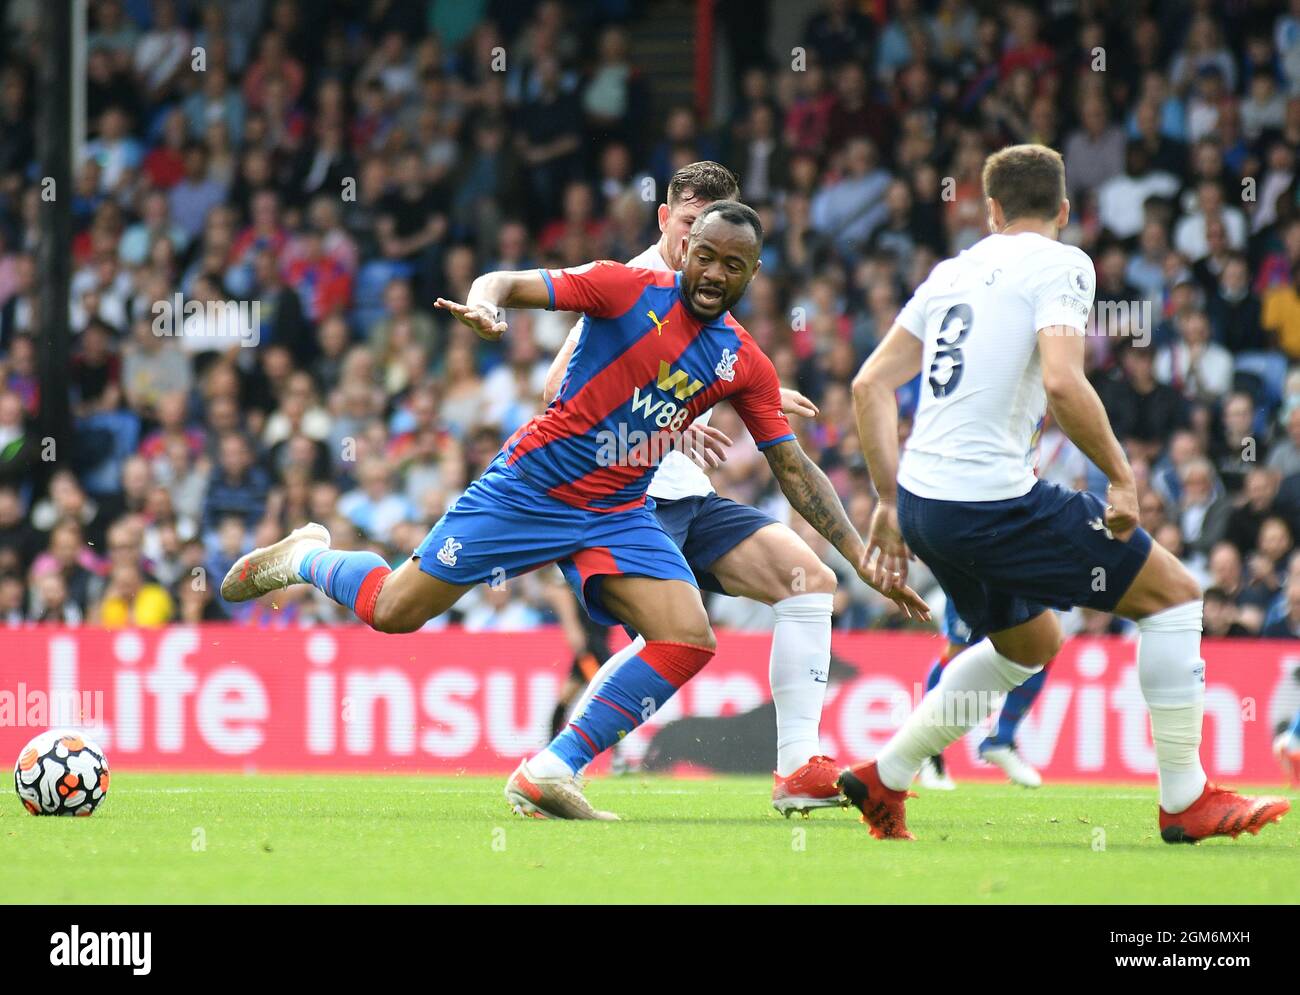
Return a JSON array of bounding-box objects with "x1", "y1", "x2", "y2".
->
[
  {"x1": 896, "y1": 232, "x2": 1095, "y2": 502},
  {"x1": 588, "y1": 243, "x2": 715, "y2": 501}
]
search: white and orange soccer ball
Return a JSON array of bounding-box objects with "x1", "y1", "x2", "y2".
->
[{"x1": 14, "y1": 729, "x2": 110, "y2": 816}]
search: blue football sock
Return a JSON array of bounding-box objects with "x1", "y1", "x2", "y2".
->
[
  {"x1": 925, "y1": 658, "x2": 944, "y2": 693},
  {"x1": 1288, "y1": 709, "x2": 1300, "y2": 740},
  {"x1": 298, "y1": 547, "x2": 389, "y2": 613},
  {"x1": 982, "y1": 667, "x2": 1047, "y2": 751},
  {"x1": 548, "y1": 641, "x2": 710, "y2": 773}
]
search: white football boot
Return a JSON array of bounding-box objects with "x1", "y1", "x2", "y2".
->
[
  {"x1": 1273, "y1": 731, "x2": 1300, "y2": 787},
  {"x1": 917, "y1": 755, "x2": 957, "y2": 791},
  {"x1": 220, "y1": 523, "x2": 331, "y2": 603},
  {"x1": 981, "y1": 744, "x2": 1042, "y2": 788},
  {"x1": 505, "y1": 759, "x2": 620, "y2": 820}
]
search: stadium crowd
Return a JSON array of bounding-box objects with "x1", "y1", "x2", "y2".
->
[{"x1": 2, "y1": 0, "x2": 1300, "y2": 637}]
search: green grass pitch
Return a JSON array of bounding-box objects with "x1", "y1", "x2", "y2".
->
[{"x1": 2, "y1": 773, "x2": 1297, "y2": 903}]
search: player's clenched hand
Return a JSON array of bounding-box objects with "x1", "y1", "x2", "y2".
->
[
  {"x1": 680, "y1": 422, "x2": 733, "y2": 469},
  {"x1": 862, "y1": 499, "x2": 912, "y2": 592},
  {"x1": 435, "y1": 298, "x2": 507, "y2": 341},
  {"x1": 1104, "y1": 479, "x2": 1139, "y2": 541},
  {"x1": 779, "y1": 388, "x2": 818, "y2": 419}
]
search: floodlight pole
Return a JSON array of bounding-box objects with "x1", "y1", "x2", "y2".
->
[{"x1": 35, "y1": 0, "x2": 75, "y2": 488}]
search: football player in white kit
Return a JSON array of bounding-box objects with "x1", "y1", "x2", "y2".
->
[
  {"x1": 843, "y1": 144, "x2": 1289, "y2": 843},
  {"x1": 508, "y1": 163, "x2": 865, "y2": 818}
]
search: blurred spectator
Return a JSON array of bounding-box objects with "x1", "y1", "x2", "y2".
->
[
  {"x1": 338, "y1": 458, "x2": 415, "y2": 544},
  {"x1": 1226, "y1": 468, "x2": 1288, "y2": 556},
  {"x1": 1179, "y1": 458, "x2": 1231, "y2": 559},
  {"x1": 1204, "y1": 586, "x2": 1256, "y2": 637},
  {"x1": 1097, "y1": 143, "x2": 1180, "y2": 241},
  {"x1": 1174, "y1": 180, "x2": 1248, "y2": 260},
  {"x1": 201, "y1": 432, "x2": 270, "y2": 535},
  {"x1": 804, "y1": 0, "x2": 875, "y2": 69},
  {"x1": 95, "y1": 560, "x2": 172, "y2": 628},
  {"x1": 1095, "y1": 341, "x2": 1186, "y2": 464},
  {"x1": 514, "y1": 55, "x2": 583, "y2": 223},
  {"x1": 1155, "y1": 310, "x2": 1233, "y2": 404},
  {"x1": 462, "y1": 583, "x2": 544, "y2": 631},
  {"x1": 0, "y1": 573, "x2": 25, "y2": 625},
  {"x1": 1262, "y1": 574, "x2": 1300, "y2": 638},
  {"x1": 1211, "y1": 392, "x2": 1266, "y2": 493},
  {"x1": 1272, "y1": 408, "x2": 1300, "y2": 480},
  {"x1": 32, "y1": 572, "x2": 83, "y2": 626},
  {"x1": 0, "y1": 484, "x2": 41, "y2": 569},
  {"x1": 1063, "y1": 94, "x2": 1126, "y2": 205},
  {"x1": 1207, "y1": 254, "x2": 1266, "y2": 353},
  {"x1": 1246, "y1": 515, "x2": 1294, "y2": 605},
  {"x1": 810, "y1": 138, "x2": 889, "y2": 260},
  {"x1": 1206, "y1": 541, "x2": 1269, "y2": 634}
]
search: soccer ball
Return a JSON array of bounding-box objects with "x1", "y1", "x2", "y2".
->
[{"x1": 14, "y1": 729, "x2": 110, "y2": 816}]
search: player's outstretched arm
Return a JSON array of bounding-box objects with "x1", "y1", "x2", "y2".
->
[
  {"x1": 851, "y1": 323, "x2": 923, "y2": 590},
  {"x1": 764, "y1": 438, "x2": 930, "y2": 621},
  {"x1": 435, "y1": 270, "x2": 552, "y2": 342},
  {"x1": 1037, "y1": 325, "x2": 1138, "y2": 538}
]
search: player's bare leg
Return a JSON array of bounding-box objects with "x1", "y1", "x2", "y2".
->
[
  {"x1": 839, "y1": 611, "x2": 1057, "y2": 839},
  {"x1": 707, "y1": 523, "x2": 835, "y2": 606},
  {"x1": 368, "y1": 558, "x2": 472, "y2": 632},
  {"x1": 507, "y1": 577, "x2": 715, "y2": 820},
  {"x1": 1112, "y1": 543, "x2": 1290, "y2": 843},
  {"x1": 708, "y1": 523, "x2": 846, "y2": 815},
  {"x1": 599, "y1": 575, "x2": 716, "y2": 646},
  {"x1": 1110, "y1": 539, "x2": 1202, "y2": 620},
  {"x1": 987, "y1": 609, "x2": 1063, "y2": 666}
]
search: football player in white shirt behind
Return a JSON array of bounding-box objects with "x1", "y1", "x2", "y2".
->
[
  {"x1": 844, "y1": 143, "x2": 1289, "y2": 843},
  {"x1": 508, "y1": 163, "x2": 874, "y2": 819}
]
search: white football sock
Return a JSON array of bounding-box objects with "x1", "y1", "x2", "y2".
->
[
  {"x1": 527, "y1": 749, "x2": 576, "y2": 779},
  {"x1": 1136, "y1": 600, "x2": 1207, "y2": 814},
  {"x1": 876, "y1": 638, "x2": 1041, "y2": 791},
  {"x1": 770, "y1": 593, "x2": 834, "y2": 776},
  {"x1": 529, "y1": 636, "x2": 647, "y2": 777},
  {"x1": 290, "y1": 540, "x2": 321, "y2": 578}
]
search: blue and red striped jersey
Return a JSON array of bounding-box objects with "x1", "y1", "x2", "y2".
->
[{"x1": 501, "y1": 260, "x2": 795, "y2": 512}]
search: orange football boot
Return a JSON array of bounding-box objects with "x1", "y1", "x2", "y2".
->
[
  {"x1": 1159, "y1": 783, "x2": 1290, "y2": 844},
  {"x1": 771, "y1": 755, "x2": 850, "y2": 817},
  {"x1": 836, "y1": 760, "x2": 917, "y2": 840}
]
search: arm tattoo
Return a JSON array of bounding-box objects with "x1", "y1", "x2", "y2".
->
[{"x1": 764, "y1": 440, "x2": 863, "y2": 564}]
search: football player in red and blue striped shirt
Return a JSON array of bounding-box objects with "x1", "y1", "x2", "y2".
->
[{"x1": 222, "y1": 202, "x2": 929, "y2": 818}]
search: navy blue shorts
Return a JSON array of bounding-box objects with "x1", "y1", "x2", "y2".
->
[
  {"x1": 653, "y1": 493, "x2": 778, "y2": 594},
  {"x1": 898, "y1": 480, "x2": 1153, "y2": 644}
]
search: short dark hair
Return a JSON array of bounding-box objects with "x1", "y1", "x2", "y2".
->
[
  {"x1": 667, "y1": 161, "x2": 740, "y2": 207},
  {"x1": 693, "y1": 201, "x2": 764, "y2": 245},
  {"x1": 982, "y1": 144, "x2": 1066, "y2": 222},
  {"x1": 1203, "y1": 586, "x2": 1231, "y2": 606}
]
